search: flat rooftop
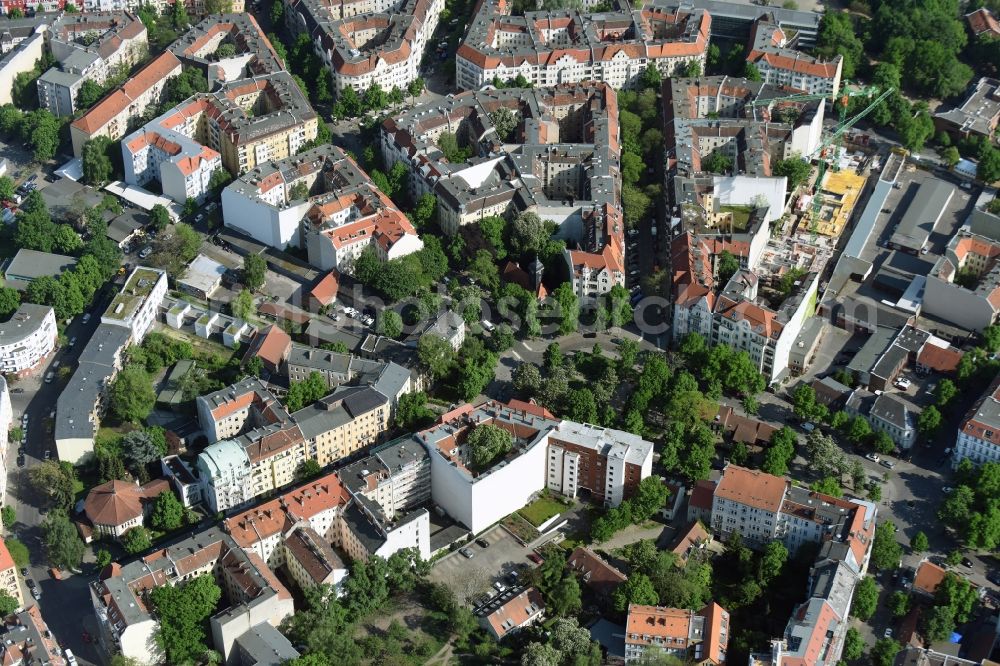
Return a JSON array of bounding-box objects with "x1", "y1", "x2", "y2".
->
[{"x1": 104, "y1": 267, "x2": 163, "y2": 321}]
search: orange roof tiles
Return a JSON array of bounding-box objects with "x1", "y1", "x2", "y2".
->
[
  {"x1": 699, "y1": 602, "x2": 729, "y2": 665},
  {"x1": 310, "y1": 270, "x2": 340, "y2": 306},
  {"x1": 917, "y1": 343, "x2": 963, "y2": 373},
  {"x1": 246, "y1": 324, "x2": 292, "y2": 371},
  {"x1": 484, "y1": 587, "x2": 545, "y2": 639},
  {"x1": 283, "y1": 473, "x2": 351, "y2": 522},
  {"x1": 626, "y1": 605, "x2": 693, "y2": 647},
  {"x1": 567, "y1": 547, "x2": 626, "y2": 596},
  {"x1": 225, "y1": 498, "x2": 291, "y2": 548},
  {"x1": 715, "y1": 464, "x2": 786, "y2": 513},
  {"x1": 748, "y1": 49, "x2": 841, "y2": 78},
  {"x1": 913, "y1": 560, "x2": 948, "y2": 595},
  {"x1": 84, "y1": 480, "x2": 144, "y2": 527},
  {"x1": 0, "y1": 539, "x2": 15, "y2": 573},
  {"x1": 72, "y1": 52, "x2": 182, "y2": 134},
  {"x1": 689, "y1": 479, "x2": 716, "y2": 512},
  {"x1": 967, "y1": 7, "x2": 1000, "y2": 36}
]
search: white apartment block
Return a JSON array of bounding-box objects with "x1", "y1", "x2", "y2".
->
[
  {"x1": 37, "y1": 11, "x2": 148, "y2": 116},
  {"x1": 70, "y1": 50, "x2": 182, "y2": 156},
  {"x1": 102, "y1": 266, "x2": 167, "y2": 342},
  {"x1": 746, "y1": 16, "x2": 842, "y2": 98},
  {"x1": 284, "y1": 0, "x2": 442, "y2": 94},
  {"x1": 0, "y1": 21, "x2": 48, "y2": 106},
  {"x1": 455, "y1": 0, "x2": 709, "y2": 91},
  {"x1": 955, "y1": 373, "x2": 1000, "y2": 468},
  {"x1": 0, "y1": 304, "x2": 56, "y2": 376},
  {"x1": 196, "y1": 438, "x2": 254, "y2": 514}
]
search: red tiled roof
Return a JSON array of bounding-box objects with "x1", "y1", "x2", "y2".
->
[
  {"x1": 84, "y1": 480, "x2": 143, "y2": 527},
  {"x1": 484, "y1": 587, "x2": 545, "y2": 639},
  {"x1": 715, "y1": 465, "x2": 786, "y2": 513},
  {"x1": 626, "y1": 605, "x2": 692, "y2": 647},
  {"x1": 310, "y1": 270, "x2": 340, "y2": 306},
  {"x1": 913, "y1": 560, "x2": 948, "y2": 595},
  {"x1": 567, "y1": 547, "x2": 626, "y2": 596},
  {"x1": 967, "y1": 7, "x2": 1000, "y2": 35},
  {"x1": 0, "y1": 539, "x2": 15, "y2": 574},
  {"x1": 248, "y1": 324, "x2": 292, "y2": 369},
  {"x1": 689, "y1": 479, "x2": 716, "y2": 511},
  {"x1": 71, "y1": 52, "x2": 182, "y2": 134},
  {"x1": 916, "y1": 342, "x2": 964, "y2": 373}
]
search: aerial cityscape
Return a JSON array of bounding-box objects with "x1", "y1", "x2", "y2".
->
[{"x1": 0, "y1": 0, "x2": 996, "y2": 663}]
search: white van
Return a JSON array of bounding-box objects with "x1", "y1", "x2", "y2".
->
[
  {"x1": 64, "y1": 649, "x2": 77, "y2": 665},
  {"x1": 480, "y1": 319, "x2": 496, "y2": 332}
]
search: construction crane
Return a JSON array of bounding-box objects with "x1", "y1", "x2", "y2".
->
[{"x1": 803, "y1": 87, "x2": 894, "y2": 240}]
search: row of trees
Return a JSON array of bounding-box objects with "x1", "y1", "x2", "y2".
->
[
  {"x1": 617, "y1": 88, "x2": 663, "y2": 228},
  {"x1": 590, "y1": 477, "x2": 670, "y2": 542},
  {"x1": 938, "y1": 460, "x2": 1000, "y2": 549}
]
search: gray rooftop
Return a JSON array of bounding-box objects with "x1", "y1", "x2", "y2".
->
[
  {"x1": 870, "y1": 392, "x2": 917, "y2": 430},
  {"x1": 290, "y1": 385, "x2": 388, "y2": 441},
  {"x1": 4, "y1": 248, "x2": 78, "y2": 287},
  {"x1": 890, "y1": 180, "x2": 955, "y2": 252},
  {"x1": 233, "y1": 622, "x2": 300, "y2": 665},
  {"x1": 55, "y1": 323, "x2": 132, "y2": 442},
  {"x1": 0, "y1": 303, "x2": 54, "y2": 348}
]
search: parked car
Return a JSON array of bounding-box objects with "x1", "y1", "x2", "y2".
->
[
  {"x1": 459, "y1": 547, "x2": 474, "y2": 559},
  {"x1": 527, "y1": 552, "x2": 543, "y2": 564},
  {"x1": 880, "y1": 459, "x2": 895, "y2": 469},
  {"x1": 883, "y1": 628, "x2": 892, "y2": 638},
  {"x1": 942, "y1": 486, "x2": 954, "y2": 494},
  {"x1": 962, "y1": 557, "x2": 974, "y2": 568},
  {"x1": 895, "y1": 378, "x2": 912, "y2": 390},
  {"x1": 81, "y1": 313, "x2": 91, "y2": 324},
  {"x1": 493, "y1": 581, "x2": 507, "y2": 593},
  {"x1": 475, "y1": 538, "x2": 490, "y2": 548},
  {"x1": 865, "y1": 453, "x2": 880, "y2": 463},
  {"x1": 138, "y1": 246, "x2": 153, "y2": 259},
  {"x1": 44, "y1": 371, "x2": 54, "y2": 384},
  {"x1": 43, "y1": 450, "x2": 51, "y2": 461}
]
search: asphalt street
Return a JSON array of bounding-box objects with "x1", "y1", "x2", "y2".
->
[{"x1": 6, "y1": 291, "x2": 113, "y2": 666}]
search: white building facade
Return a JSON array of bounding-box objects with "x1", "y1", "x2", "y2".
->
[{"x1": 0, "y1": 304, "x2": 57, "y2": 376}]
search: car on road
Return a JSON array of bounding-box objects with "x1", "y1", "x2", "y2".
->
[
  {"x1": 30, "y1": 587, "x2": 40, "y2": 600},
  {"x1": 884, "y1": 628, "x2": 893, "y2": 638},
  {"x1": 962, "y1": 557, "x2": 974, "y2": 568},
  {"x1": 64, "y1": 649, "x2": 77, "y2": 666},
  {"x1": 67, "y1": 336, "x2": 77, "y2": 348},
  {"x1": 895, "y1": 378, "x2": 911, "y2": 390},
  {"x1": 43, "y1": 450, "x2": 51, "y2": 461},
  {"x1": 138, "y1": 246, "x2": 153, "y2": 259},
  {"x1": 475, "y1": 538, "x2": 490, "y2": 548},
  {"x1": 880, "y1": 459, "x2": 896, "y2": 469},
  {"x1": 10, "y1": 388, "x2": 22, "y2": 393},
  {"x1": 459, "y1": 547, "x2": 474, "y2": 559},
  {"x1": 81, "y1": 313, "x2": 91, "y2": 324},
  {"x1": 195, "y1": 213, "x2": 204, "y2": 223},
  {"x1": 19, "y1": 568, "x2": 27, "y2": 577},
  {"x1": 44, "y1": 371, "x2": 53, "y2": 383},
  {"x1": 16, "y1": 455, "x2": 24, "y2": 468},
  {"x1": 493, "y1": 581, "x2": 507, "y2": 593},
  {"x1": 865, "y1": 453, "x2": 880, "y2": 463},
  {"x1": 943, "y1": 486, "x2": 954, "y2": 494}
]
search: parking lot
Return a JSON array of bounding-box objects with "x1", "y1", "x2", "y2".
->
[{"x1": 428, "y1": 525, "x2": 537, "y2": 605}]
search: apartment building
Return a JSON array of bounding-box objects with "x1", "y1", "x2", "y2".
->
[
  {"x1": 0, "y1": 18, "x2": 47, "y2": 105},
  {"x1": 55, "y1": 267, "x2": 166, "y2": 463},
  {"x1": 546, "y1": 420, "x2": 653, "y2": 507},
  {"x1": 924, "y1": 229, "x2": 1000, "y2": 332},
  {"x1": 664, "y1": 76, "x2": 824, "y2": 213},
  {"x1": 478, "y1": 588, "x2": 546, "y2": 641},
  {"x1": 0, "y1": 538, "x2": 22, "y2": 609},
  {"x1": 195, "y1": 376, "x2": 396, "y2": 512},
  {"x1": 123, "y1": 71, "x2": 317, "y2": 204},
  {"x1": 624, "y1": 603, "x2": 730, "y2": 664},
  {"x1": 955, "y1": 373, "x2": 1000, "y2": 468},
  {"x1": 745, "y1": 15, "x2": 841, "y2": 98},
  {"x1": 421, "y1": 399, "x2": 653, "y2": 534},
  {"x1": 455, "y1": 0, "x2": 710, "y2": 91},
  {"x1": 284, "y1": 0, "x2": 442, "y2": 93},
  {"x1": 0, "y1": 607, "x2": 64, "y2": 665},
  {"x1": 0, "y1": 303, "x2": 56, "y2": 376},
  {"x1": 69, "y1": 50, "x2": 182, "y2": 156},
  {"x1": 90, "y1": 527, "x2": 294, "y2": 664},
  {"x1": 37, "y1": 11, "x2": 148, "y2": 116},
  {"x1": 224, "y1": 144, "x2": 422, "y2": 263},
  {"x1": 291, "y1": 385, "x2": 391, "y2": 467},
  {"x1": 381, "y1": 83, "x2": 623, "y2": 301},
  {"x1": 168, "y1": 13, "x2": 283, "y2": 86},
  {"x1": 934, "y1": 77, "x2": 1000, "y2": 143},
  {"x1": 196, "y1": 377, "x2": 290, "y2": 444},
  {"x1": 710, "y1": 464, "x2": 877, "y2": 566},
  {"x1": 673, "y1": 264, "x2": 819, "y2": 385},
  {"x1": 711, "y1": 465, "x2": 877, "y2": 666}
]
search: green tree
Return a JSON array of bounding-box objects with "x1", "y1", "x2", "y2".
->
[
  {"x1": 285, "y1": 371, "x2": 328, "y2": 412},
  {"x1": 407, "y1": 77, "x2": 424, "y2": 98},
  {"x1": 717, "y1": 250, "x2": 740, "y2": 285},
  {"x1": 395, "y1": 391, "x2": 435, "y2": 430},
  {"x1": 231, "y1": 289, "x2": 254, "y2": 321},
  {"x1": 512, "y1": 363, "x2": 542, "y2": 397},
  {"x1": 151, "y1": 574, "x2": 223, "y2": 664},
  {"x1": 848, "y1": 416, "x2": 872, "y2": 444},
  {"x1": 467, "y1": 423, "x2": 513, "y2": 471},
  {"x1": 631, "y1": 476, "x2": 670, "y2": 521},
  {"x1": 703, "y1": 151, "x2": 732, "y2": 174},
  {"x1": 851, "y1": 576, "x2": 878, "y2": 620},
  {"x1": 417, "y1": 334, "x2": 454, "y2": 379},
  {"x1": 0, "y1": 506, "x2": 12, "y2": 527},
  {"x1": 28, "y1": 460, "x2": 75, "y2": 511},
  {"x1": 744, "y1": 61, "x2": 762, "y2": 81},
  {"x1": 297, "y1": 459, "x2": 322, "y2": 480},
  {"x1": 870, "y1": 638, "x2": 901, "y2": 666},
  {"x1": 810, "y1": 476, "x2": 843, "y2": 497},
  {"x1": 872, "y1": 430, "x2": 896, "y2": 454},
  {"x1": 612, "y1": 572, "x2": 658, "y2": 611},
  {"x1": 0, "y1": 287, "x2": 20, "y2": 318},
  {"x1": 5, "y1": 539, "x2": 28, "y2": 569},
  {"x1": 42, "y1": 512, "x2": 86, "y2": 569},
  {"x1": 121, "y1": 428, "x2": 167, "y2": 475},
  {"x1": 110, "y1": 364, "x2": 156, "y2": 423},
  {"x1": 122, "y1": 525, "x2": 152, "y2": 554},
  {"x1": 489, "y1": 107, "x2": 518, "y2": 142},
  {"x1": 0, "y1": 591, "x2": 19, "y2": 616},
  {"x1": 918, "y1": 405, "x2": 943, "y2": 438},
  {"x1": 82, "y1": 137, "x2": 114, "y2": 186},
  {"x1": 149, "y1": 204, "x2": 171, "y2": 232},
  {"x1": 888, "y1": 590, "x2": 911, "y2": 618},
  {"x1": 377, "y1": 310, "x2": 404, "y2": 338},
  {"x1": 95, "y1": 548, "x2": 113, "y2": 569},
  {"x1": 477, "y1": 215, "x2": 506, "y2": 258},
  {"x1": 816, "y1": 11, "x2": 863, "y2": 78},
  {"x1": 0, "y1": 176, "x2": 13, "y2": 202},
  {"x1": 243, "y1": 254, "x2": 266, "y2": 292},
  {"x1": 552, "y1": 282, "x2": 579, "y2": 335},
  {"x1": 151, "y1": 491, "x2": 185, "y2": 531},
  {"x1": 979, "y1": 144, "x2": 1000, "y2": 183},
  {"x1": 843, "y1": 627, "x2": 865, "y2": 661},
  {"x1": 911, "y1": 530, "x2": 929, "y2": 553},
  {"x1": 871, "y1": 521, "x2": 902, "y2": 570}
]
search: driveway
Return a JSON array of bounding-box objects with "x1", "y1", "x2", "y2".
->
[{"x1": 429, "y1": 525, "x2": 535, "y2": 605}]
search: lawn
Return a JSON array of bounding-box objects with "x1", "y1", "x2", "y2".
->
[
  {"x1": 518, "y1": 496, "x2": 565, "y2": 527},
  {"x1": 720, "y1": 204, "x2": 754, "y2": 231},
  {"x1": 501, "y1": 513, "x2": 539, "y2": 545}
]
